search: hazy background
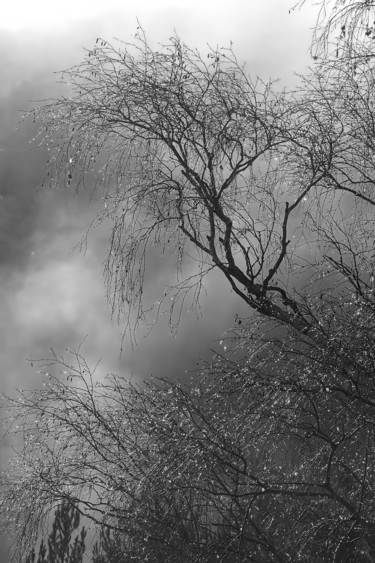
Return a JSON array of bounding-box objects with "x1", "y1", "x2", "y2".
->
[{"x1": 0, "y1": 1, "x2": 317, "y2": 559}]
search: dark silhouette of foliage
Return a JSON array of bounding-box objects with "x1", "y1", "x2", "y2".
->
[{"x1": 25, "y1": 501, "x2": 86, "y2": 563}]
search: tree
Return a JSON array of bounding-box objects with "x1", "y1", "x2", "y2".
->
[
  {"x1": 25, "y1": 498, "x2": 123, "y2": 563},
  {"x1": 294, "y1": 0, "x2": 375, "y2": 61},
  {"x1": 3, "y1": 15, "x2": 375, "y2": 562},
  {"x1": 4, "y1": 301, "x2": 375, "y2": 562},
  {"x1": 32, "y1": 29, "x2": 328, "y2": 338},
  {"x1": 25, "y1": 500, "x2": 86, "y2": 563},
  {"x1": 29, "y1": 26, "x2": 375, "y2": 343}
]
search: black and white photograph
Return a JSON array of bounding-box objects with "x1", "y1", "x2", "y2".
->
[{"x1": 1, "y1": 1, "x2": 375, "y2": 561}]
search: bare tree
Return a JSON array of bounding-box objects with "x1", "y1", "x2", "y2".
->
[
  {"x1": 293, "y1": 0, "x2": 375, "y2": 61},
  {"x1": 3, "y1": 294, "x2": 375, "y2": 562},
  {"x1": 3, "y1": 20, "x2": 375, "y2": 562},
  {"x1": 30, "y1": 29, "x2": 330, "y2": 339},
  {"x1": 30, "y1": 27, "x2": 375, "y2": 346}
]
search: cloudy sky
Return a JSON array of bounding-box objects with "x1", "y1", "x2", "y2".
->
[{"x1": 0, "y1": 0, "x2": 317, "y2": 558}]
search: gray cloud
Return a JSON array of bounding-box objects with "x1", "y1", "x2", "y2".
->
[{"x1": 0, "y1": 3, "x2": 318, "y2": 559}]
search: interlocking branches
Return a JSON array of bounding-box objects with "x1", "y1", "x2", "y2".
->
[
  {"x1": 29, "y1": 29, "x2": 328, "y2": 338},
  {"x1": 29, "y1": 27, "x2": 375, "y2": 342},
  {"x1": 6, "y1": 15, "x2": 375, "y2": 563},
  {"x1": 294, "y1": 0, "x2": 375, "y2": 62},
  {"x1": 3, "y1": 297, "x2": 375, "y2": 561}
]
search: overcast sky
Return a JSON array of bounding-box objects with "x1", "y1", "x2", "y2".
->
[{"x1": 0, "y1": 1, "x2": 318, "y2": 559}]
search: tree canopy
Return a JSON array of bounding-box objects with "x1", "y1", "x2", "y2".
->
[
  {"x1": 294, "y1": 0, "x2": 375, "y2": 60},
  {"x1": 3, "y1": 3, "x2": 375, "y2": 561},
  {"x1": 31, "y1": 26, "x2": 375, "y2": 342}
]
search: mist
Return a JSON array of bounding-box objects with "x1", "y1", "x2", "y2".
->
[{"x1": 0, "y1": 2, "x2": 317, "y2": 559}]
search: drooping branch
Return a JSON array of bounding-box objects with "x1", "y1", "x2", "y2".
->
[
  {"x1": 292, "y1": 0, "x2": 375, "y2": 61},
  {"x1": 29, "y1": 27, "x2": 375, "y2": 344}
]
